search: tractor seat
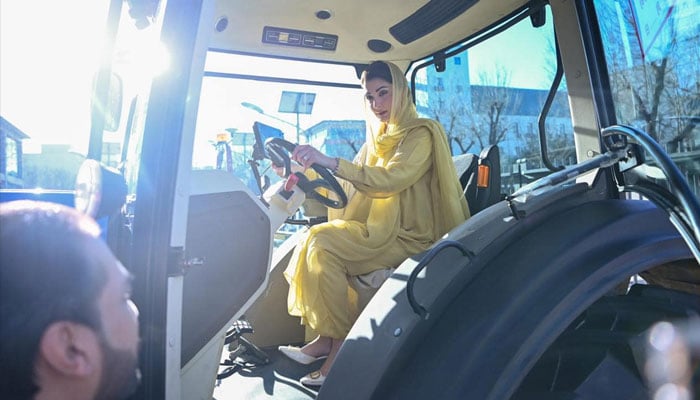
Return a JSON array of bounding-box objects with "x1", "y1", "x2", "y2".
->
[
  {"x1": 454, "y1": 144, "x2": 502, "y2": 215},
  {"x1": 466, "y1": 144, "x2": 502, "y2": 215},
  {"x1": 348, "y1": 268, "x2": 395, "y2": 312},
  {"x1": 348, "y1": 145, "x2": 503, "y2": 311}
]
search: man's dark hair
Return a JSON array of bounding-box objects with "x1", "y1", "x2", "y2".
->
[
  {"x1": 0, "y1": 201, "x2": 108, "y2": 399},
  {"x1": 364, "y1": 61, "x2": 393, "y2": 84}
]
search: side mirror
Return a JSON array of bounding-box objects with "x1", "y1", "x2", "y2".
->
[{"x1": 74, "y1": 159, "x2": 127, "y2": 219}]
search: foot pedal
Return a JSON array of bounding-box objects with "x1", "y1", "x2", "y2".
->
[
  {"x1": 236, "y1": 335, "x2": 270, "y2": 365},
  {"x1": 218, "y1": 319, "x2": 270, "y2": 382},
  {"x1": 224, "y1": 319, "x2": 254, "y2": 345}
]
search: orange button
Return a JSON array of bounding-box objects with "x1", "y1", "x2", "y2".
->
[
  {"x1": 284, "y1": 173, "x2": 299, "y2": 192},
  {"x1": 477, "y1": 165, "x2": 490, "y2": 188}
]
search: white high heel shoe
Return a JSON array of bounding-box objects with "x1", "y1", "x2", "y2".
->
[
  {"x1": 300, "y1": 370, "x2": 326, "y2": 386},
  {"x1": 277, "y1": 345, "x2": 326, "y2": 365}
]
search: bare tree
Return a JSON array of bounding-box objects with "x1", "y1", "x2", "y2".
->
[
  {"x1": 542, "y1": 32, "x2": 568, "y2": 91},
  {"x1": 423, "y1": 64, "x2": 520, "y2": 154},
  {"x1": 466, "y1": 66, "x2": 522, "y2": 148},
  {"x1": 513, "y1": 121, "x2": 575, "y2": 170},
  {"x1": 423, "y1": 81, "x2": 474, "y2": 154},
  {"x1": 339, "y1": 136, "x2": 361, "y2": 155},
  {"x1": 601, "y1": 2, "x2": 699, "y2": 148}
]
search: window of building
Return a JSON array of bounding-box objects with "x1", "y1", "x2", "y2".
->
[
  {"x1": 435, "y1": 77, "x2": 445, "y2": 92},
  {"x1": 5, "y1": 139, "x2": 19, "y2": 177}
]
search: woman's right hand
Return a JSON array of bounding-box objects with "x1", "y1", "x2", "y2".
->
[{"x1": 292, "y1": 144, "x2": 337, "y2": 170}]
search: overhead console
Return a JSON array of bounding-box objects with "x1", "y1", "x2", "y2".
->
[{"x1": 262, "y1": 26, "x2": 338, "y2": 51}]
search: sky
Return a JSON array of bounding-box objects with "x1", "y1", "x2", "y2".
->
[
  {"x1": 469, "y1": 16, "x2": 555, "y2": 90},
  {"x1": 0, "y1": 0, "x2": 111, "y2": 153},
  {"x1": 0, "y1": 1, "x2": 554, "y2": 155}
]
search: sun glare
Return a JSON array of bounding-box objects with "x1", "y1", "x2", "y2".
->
[
  {"x1": 114, "y1": 7, "x2": 171, "y2": 91},
  {"x1": 0, "y1": 0, "x2": 111, "y2": 154}
]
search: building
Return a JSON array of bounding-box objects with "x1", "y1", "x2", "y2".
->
[
  {"x1": 0, "y1": 116, "x2": 30, "y2": 188},
  {"x1": 305, "y1": 120, "x2": 366, "y2": 160}
]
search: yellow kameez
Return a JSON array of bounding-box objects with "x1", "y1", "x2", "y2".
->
[{"x1": 284, "y1": 62, "x2": 470, "y2": 339}]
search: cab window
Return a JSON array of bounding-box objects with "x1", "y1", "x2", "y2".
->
[
  {"x1": 412, "y1": 5, "x2": 574, "y2": 195},
  {"x1": 595, "y1": 0, "x2": 700, "y2": 195}
]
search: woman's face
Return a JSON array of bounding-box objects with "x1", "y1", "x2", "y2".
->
[{"x1": 364, "y1": 78, "x2": 393, "y2": 122}]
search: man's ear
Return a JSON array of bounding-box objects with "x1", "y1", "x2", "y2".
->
[{"x1": 38, "y1": 321, "x2": 99, "y2": 377}]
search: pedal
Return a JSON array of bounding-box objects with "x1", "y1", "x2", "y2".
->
[
  {"x1": 218, "y1": 320, "x2": 270, "y2": 381},
  {"x1": 223, "y1": 319, "x2": 270, "y2": 365},
  {"x1": 224, "y1": 319, "x2": 254, "y2": 345},
  {"x1": 238, "y1": 335, "x2": 270, "y2": 365}
]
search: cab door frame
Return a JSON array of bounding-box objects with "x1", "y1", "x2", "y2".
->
[{"x1": 112, "y1": 0, "x2": 211, "y2": 398}]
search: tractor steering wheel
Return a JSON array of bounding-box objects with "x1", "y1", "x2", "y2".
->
[{"x1": 265, "y1": 138, "x2": 348, "y2": 209}]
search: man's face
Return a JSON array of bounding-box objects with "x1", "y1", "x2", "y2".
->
[{"x1": 92, "y1": 242, "x2": 141, "y2": 400}]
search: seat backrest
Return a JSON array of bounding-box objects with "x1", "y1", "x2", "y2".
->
[
  {"x1": 452, "y1": 153, "x2": 478, "y2": 211},
  {"x1": 454, "y1": 145, "x2": 502, "y2": 215},
  {"x1": 471, "y1": 144, "x2": 502, "y2": 214}
]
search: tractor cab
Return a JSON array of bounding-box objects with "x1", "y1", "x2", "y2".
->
[{"x1": 1, "y1": 0, "x2": 698, "y2": 398}]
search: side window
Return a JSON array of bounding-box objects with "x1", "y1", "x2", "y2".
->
[
  {"x1": 413, "y1": 5, "x2": 573, "y2": 195},
  {"x1": 595, "y1": 0, "x2": 699, "y2": 195}
]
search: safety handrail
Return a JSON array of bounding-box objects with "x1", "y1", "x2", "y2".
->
[{"x1": 407, "y1": 240, "x2": 473, "y2": 319}]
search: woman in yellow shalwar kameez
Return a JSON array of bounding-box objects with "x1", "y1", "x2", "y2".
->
[{"x1": 278, "y1": 61, "x2": 470, "y2": 386}]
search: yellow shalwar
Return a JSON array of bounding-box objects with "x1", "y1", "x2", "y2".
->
[{"x1": 284, "y1": 62, "x2": 470, "y2": 339}]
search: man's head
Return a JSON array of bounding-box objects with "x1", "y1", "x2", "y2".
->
[{"x1": 0, "y1": 200, "x2": 140, "y2": 400}]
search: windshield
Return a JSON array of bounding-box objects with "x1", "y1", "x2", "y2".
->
[{"x1": 193, "y1": 53, "x2": 365, "y2": 185}]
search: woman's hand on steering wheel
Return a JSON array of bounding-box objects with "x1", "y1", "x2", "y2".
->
[
  {"x1": 264, "y1": 138, "x2": 348, "y2": 209},
  {"x1": 292, "y1": 145, "x2": 336, "y2": 170}
]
